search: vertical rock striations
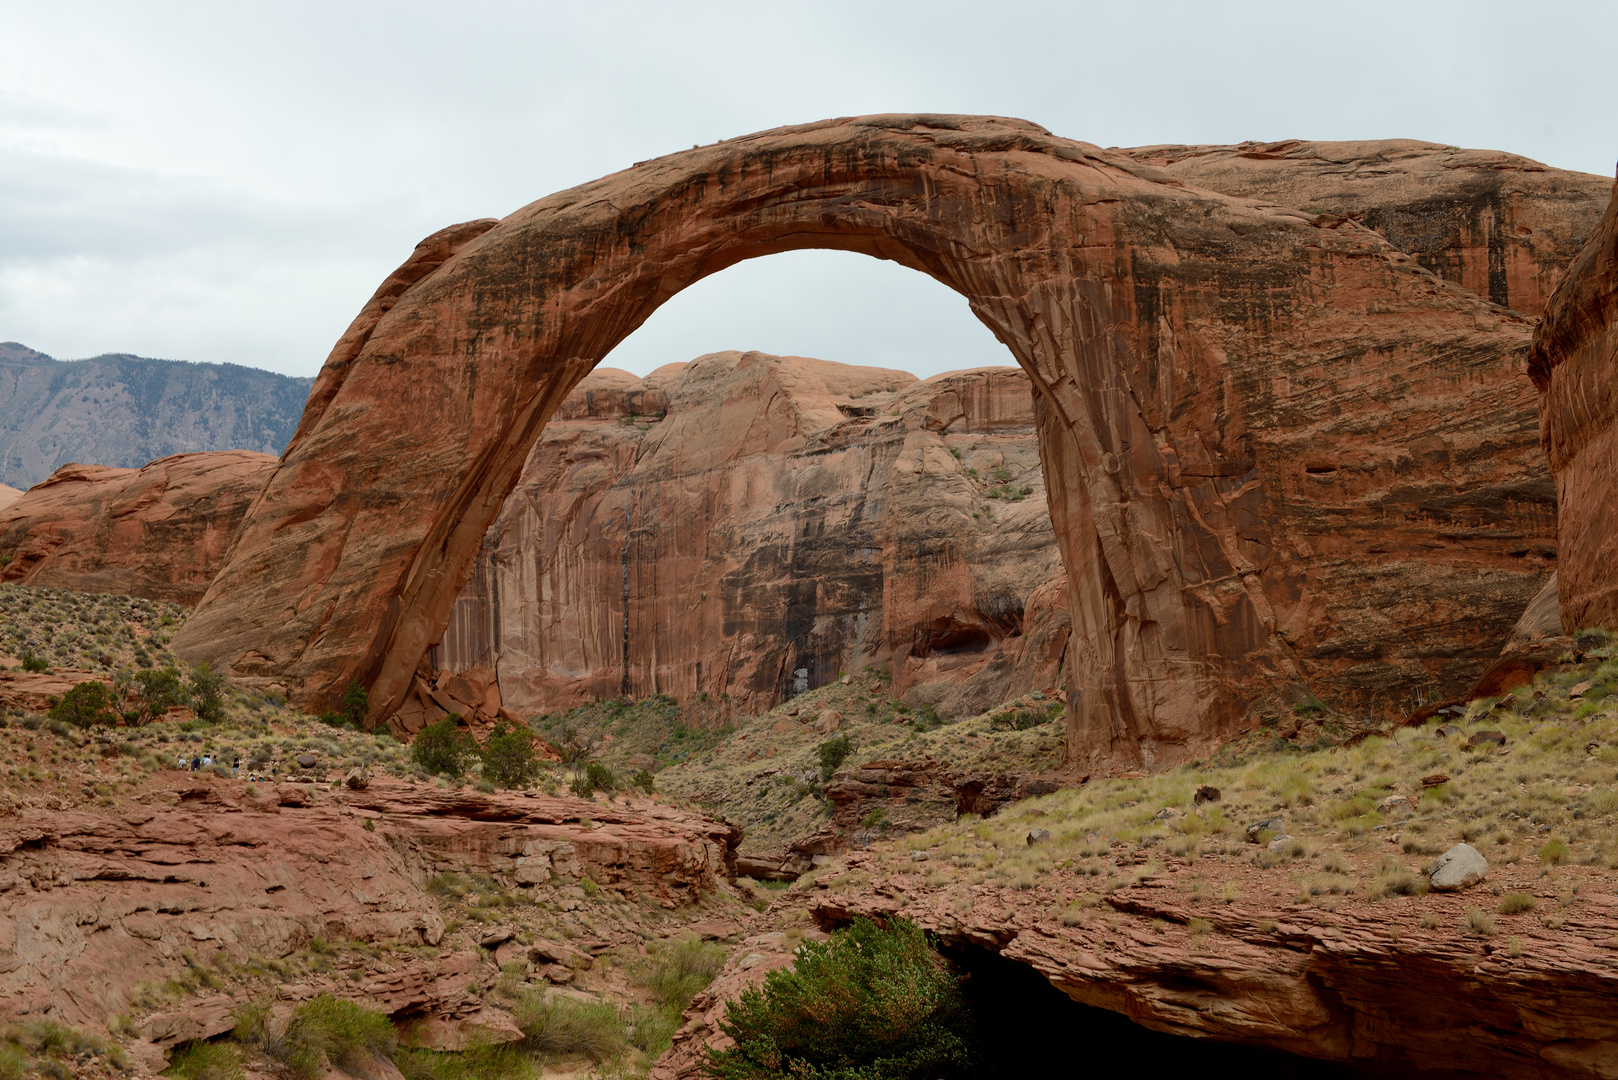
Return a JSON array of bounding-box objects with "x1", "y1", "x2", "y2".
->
[{"x1": 433, "y1": 353, "x2": 1065, "y2": 721}]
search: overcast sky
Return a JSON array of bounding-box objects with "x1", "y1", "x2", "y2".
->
[{"x1": 1, "y1": 1, "x2": 1614, "y2": 380}]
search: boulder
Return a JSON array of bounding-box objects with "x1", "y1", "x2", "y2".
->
[
  {"x1": 814, "y1": 710, "x2": 843, "y2": 735},
  {"x1": 1467, "y1": 731, "x2": 1506, "y2": 749},
  {"x1": 1427, "y1": 843, "x2": 1489, "y2": 891},
  {"x1": 345, "y1": 766, "x2": 370, "y2": 790},
  {"x1": 1246, "y1": 817, "x2": 1285, "y2": 843},
  {"x1": 1192, "y1": 785, "x2": 1221, "y2": 805},
  {"x1": 1435, "y1": 724, "x2": 1464, "y2": 738},
  {"x1": 1026, "y1": 829, "x2": 1051, "y2": 845}
]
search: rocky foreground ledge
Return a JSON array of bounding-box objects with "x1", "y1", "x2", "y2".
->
[{"x1": 0, "y1": 778, "x2": 739, "y2": 1040}]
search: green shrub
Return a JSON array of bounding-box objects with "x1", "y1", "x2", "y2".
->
[
  {"x1": 512, "y1": 991, "x2": 625, "y2": 1061},
  {"x1": 818, "y1": 735, "x2": 853, "y2": 782},
  {"x1": 134, "y1": 668, "x2": 188, "y2": 724},
  {"x1": 570, "y1": 761, "x2": 616, "y2": 797},
  {"x1": 639, "y1": 936, "x2": 727, "y2": 1013},
  {"x1": 188, "y1": 664, "x2": 228, "y2": 722},
  {"x1": 19, "y1": 650, "x2": 47, "y2": 673},
  {"x1": 340, "y1": 680, "x2": 369, "y2": 727},
  {"x1": 412, "y1": 716, "x2": 478, "y2": 778},
  {"x1": 1540, "y1": 838, "x2": 1571, "y2": 865},
  {"x1": 631, "y1": 768, "x2": 656, "y2": 793},
  {"x1": 164, "y1": 1040, "x2": 243, "y2": 1080},
  {"x1": 49, "y1": 681, "x2": 118, "y2": 727},
  {"x1": 276, "y1": 993, "x2": 396, "y2": 1080},
  {"x1": 481, "y1": 720, "x2": 539, "y2": 788},
  {"x1": 705, "y1": 917, "x2": 977, "y2": 1079},
  {"x1": 628, "y1": 1004, "x2": 680, "y2": 1060}
]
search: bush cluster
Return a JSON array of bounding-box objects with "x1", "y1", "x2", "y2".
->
[{"x1": 706, "y1": 917, "x2": 977, "y2": 1079}]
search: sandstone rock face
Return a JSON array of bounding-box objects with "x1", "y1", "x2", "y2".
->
[
  {"x1": 0, "y1": 778, "x2": 736, "y2": 1027},
  {"x1": 434, "y1": 353, "x2": 1065, "y2": 720},
  {"x1": 175, "y1": 115, "x2": 1581, "y2": 770},
  {"x1": 0, "y1": 451, "x2": 276, "y2": 606},
  {"x1": 1530, "y1": 177, "x2": 1618, "y2": 631},
  {"x1": 1132, "y1": 140, "x2": 1612, "y2": 319}
]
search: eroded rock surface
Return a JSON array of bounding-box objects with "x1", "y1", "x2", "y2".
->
[
  {"x1": 434, "y1": 353, "x2": 1066, "y2": 721},
  {"x1": 1133, "y1": 139, "x2": 1611, "y2": 317},
  {"x1": 0, "y1": 452, "x2": 276, "y2": 606},
  {"x1": 172, "y1": 116, "x2": 1588, "y2": 770},
  {"x1": 0, "y1": 778, "x2": 737, "y2": 1028},
  {"x1": 1530, "y1": 176, "x2": 1618, "y2": 631}
]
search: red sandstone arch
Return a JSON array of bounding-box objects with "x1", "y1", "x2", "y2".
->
[{"x1": 172, "y1": 115, "x2": 1552, "y2": 770}]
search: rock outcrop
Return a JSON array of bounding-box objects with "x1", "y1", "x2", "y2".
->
[
  {"x1": 1132, "y1": 139, "x2": 1612, "y2": 318},
  {"x1": 0, "y1": 777, "x2": 737, "y2": 1028},
  {"x1": 433, "y1": 353, "x2": 1066, "y2": 720},
  {"x1": 172, "y1": 116, "x2": 1590, "y2": 771},
  {"x1": 657, "y1": 854, "x2": 1618, "y2": 1080},
  {"x1": 0, "y1": 452, "x2": 276, "y2": 606},
  {"x1": 1529, "y1": 176, "x2": 1618, "y2": 632}
]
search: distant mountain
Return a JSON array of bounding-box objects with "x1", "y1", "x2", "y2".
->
[{"x1": 0, "y1": 343, "x2": 313, "y2": 488}]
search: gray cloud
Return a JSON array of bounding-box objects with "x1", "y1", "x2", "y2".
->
[{"x1": 1, "y1": 0, "x2": 1613, "y2": 378}]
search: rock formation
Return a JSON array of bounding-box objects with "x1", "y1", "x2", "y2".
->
[
  {"x1": 654, "y1": 867, "x2": 1618, "y2": 1080},
  {"x1": 1529, "y1": 176, "x2": 1618, "y2": 631},
  {"x1": 1131, "y1": 139, "x2": 1611, "y2": 318},
  {"x1": 0, "y1": 777, "x2": 737, "y2": 1028},
  {"x1": 172, "y1": 116, "x2": 1593, "y2": 771},
  {"x1": 433, "y1": 353, "x2": 1066, "y2": 721},
  {"x1": 0, "y1": 452, "x2": 276, "y2": 606}
]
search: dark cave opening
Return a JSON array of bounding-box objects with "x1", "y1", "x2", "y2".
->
[{"x1": 945, "y1": 944, "x2": 1467, "y2": 1079}]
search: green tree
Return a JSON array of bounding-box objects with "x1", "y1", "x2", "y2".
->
[
  {"x1": 20, "y1": 649, "x2": 48, "y2": 673},
  {"x1": 705, "y1": 918, "x2": 977, "y2": 1079},
  {"x1": 340, "y1": 680, "x2": 369, "y2": 728},
  {"x1": 133, "y1": 667, "x2": 187, "y2": 724},
  {"x1": 187, "y1": 663, "x2": 228, "y2": 722},
  {"x1": 50, "y1": 681, "x2": 120, "y2": 728},
  {"x1": 818, "y1": 734, "x2": 853, "y2": 782},
  {"x1": 481, "y1": 720, "x2": 539, "y2": 788},
  {"x1": 411, "y1": 715, "x2": 478, "y2": 777}
]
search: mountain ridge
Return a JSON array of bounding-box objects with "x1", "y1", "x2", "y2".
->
[{"x1": 0, "y1": 342, "x2": 311, "y2": 488}]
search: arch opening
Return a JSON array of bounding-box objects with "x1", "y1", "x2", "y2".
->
[{"x1": 427, "y1": 245, "x2": 1055, "y2": 727}]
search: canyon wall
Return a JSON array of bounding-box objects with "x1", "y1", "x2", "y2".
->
[
  {"x1": 168, "y1": 116, "x2": 1587, "y2": 770},
  {"x1": 1529, "y1": 176, "x2": 1618, "y2": 630},
  {"x1": 434, "y1": 353, "x2": 1067, "y2": 721}
]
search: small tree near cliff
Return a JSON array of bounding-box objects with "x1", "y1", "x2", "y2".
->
[
  {"x1": 412, "y1": 716, "x2": 478, "y2": 777},
  {"x1": 481, "y1": 720, "x2": 539, "y2": 789},
  {"x1": 340, "y1": 681, "x2": 369, "y2": 728},
  {"x1": 50, "y1": 681, "x2": 120, "y2": 728},
  {"x1": 133, "y1": 667, "x2": 187, "y2": 724},
  {"x1": 817, "y1": 734, "x2": 853, "y2": 782},
  {"x1": 188, "y1": 663, "x2": 228, "y2": 722}
]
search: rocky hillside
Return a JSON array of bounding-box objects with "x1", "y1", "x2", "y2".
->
[
  {"x1": 0, "y1": 342, "x2": 311, "y2": 489},
  {"x1": 434, "y1": 352, "x2": 1066, "y2": 725}
]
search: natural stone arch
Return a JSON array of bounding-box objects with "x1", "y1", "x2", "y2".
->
[{"x1": 173, "y1": 114, "x2": 1550, "y2": 770}]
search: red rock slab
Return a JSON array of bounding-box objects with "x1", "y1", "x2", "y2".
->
[
  {"x1": 173, "y1": 115, "x2": 1564, "y2": 771},
  {"x1": 0, "y1": 451, "x2": 276, "y2": 606},
  {"x1": 0, "y1": 788, "x2": 445, "y2": 1027}
]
